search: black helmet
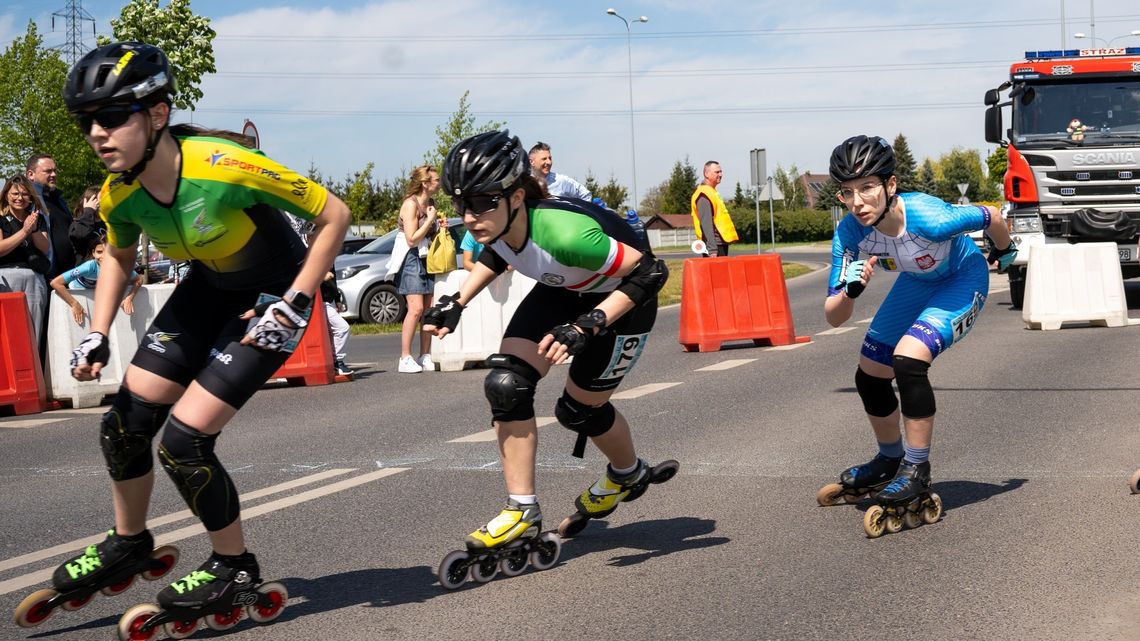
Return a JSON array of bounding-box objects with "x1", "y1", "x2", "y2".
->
[
  {"x1": 442, "y1": 130, "x2": 528, "y2": 197},
  {"x1": 829, "y1": 135, "x2": 896, "y2": 183},
  {"x1": 64, "y1": 41, "x2": 175, "y2": 112}
]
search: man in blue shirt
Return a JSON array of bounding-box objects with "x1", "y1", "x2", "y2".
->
[{"x1": 529, "y1": 142, "x2": 592, "y2": 201}]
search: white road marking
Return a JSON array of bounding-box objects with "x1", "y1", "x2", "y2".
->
[
  {"x1": 0, "y1": 468, "x2": 358, "y2": 575},
  {"x1": 610, "y1": 382, "x2": 683, "y2": 399},
  {"x1": 857, "y1": 317, "x2": 873, "y2": 324},
  {"x1": 695, "y1": 359, "x2": 756, "y2": 372},
  {"x1": 769, "y1": 342, "x2": 811, "y2": 351},
  {"x1": 449, "y1": 417, "x2": 558, "y2": 443},
  {"x1": 816, "y1": 327, "x2": 856, "y2": 336},
  {"x1": 0, "y1": 418, "x2": 70, "y2": 429}
]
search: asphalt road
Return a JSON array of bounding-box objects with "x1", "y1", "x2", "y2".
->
[{"x1": 2, "y1": 247, "x2": 1138, "y2": 641}]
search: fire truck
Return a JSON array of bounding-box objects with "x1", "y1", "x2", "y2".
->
[{"x1": 984, "y1": 46, "x2": 1140, "y2": 308}]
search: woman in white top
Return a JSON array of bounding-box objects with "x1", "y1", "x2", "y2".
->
[{"x1": 391, "y1": 164, "x2": 445, "y2": 372}]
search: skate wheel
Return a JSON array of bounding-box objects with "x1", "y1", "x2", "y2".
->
[
  {"x1": 922, "y1": 493, "x2": 943, "y2": 525},
  {"x1": 1130, "y1": 469, "x2": 1140, "y2": 494},
  {"x1": 470, "y1": 555, "x2": 499, "y2": 583},
  {"x1": 437, "y1": 550, "x2": 471, "y2": 590},
  {"x1": 142, "y1": 545, "x2": 180, "y2": 581},
  {"x1": 13, "y1": 588, "x2": 57, "y2": 628},
  {"x1": 117, "y1": 603, "x2": 161, "y2": 641},
  {"x1": 499, "y1": 545, "x2": 529, "y2": 577},
  {"x1": 59, "y1": 591, "x2": 95, "y2": 611},
  {"x1": 163, "y1": 616, "x2": 200, "y2": 639},
  {"x1": 101, "y1": 575, "x2": 136, "y2": 596},
  {"x1": 884, "y1": 512, "x2": 904, "y2": 534},
  {"x1": 903, "y1": 510, "x2": 922, "y2": 529},
  {"x1": 650, "y1": 460, "x2": 680, "y2": 484},
  {"x1": 528, "y1": 532, "x2": 562, "y2": 571},
  {"x1": 205, "y1": 606, "x2": 243, "y2": 631},
  {"x1": 816, "y1": 483, "x2": 844, "y2": 507},
  {"x1": 247, "y1": 581, "x2": 288, "y2": 623},
  {"x1": 862, "y1": 505, "x2": 886, "y2": 538},
  {"x1": 557, "y1": 513, "x2": 589, "y2": 539}
]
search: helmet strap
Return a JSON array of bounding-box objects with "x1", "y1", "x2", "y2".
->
[
  {"x1": 120, "y1": 102, "x2": 169, "y2": 186},
  {"x1": 871, "y1": 177, "x2": 896, "y2": 228}
]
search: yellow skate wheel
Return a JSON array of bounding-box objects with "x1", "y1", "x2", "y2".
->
[
  {"x1": 246, "y1": 582, "x2": 288, "y2": 623},
  {"x1": 1130, "y1": 469, "x2": 1140, "y2": 494},
  {"x1": 117, "y1": 603, "x2": 161, "y2": 641},
  {"x1": 437, "y1": 550, "x2": 470, "y2": 590},
  {"x1": 863, "y1": 505, "x2": 886, "y2": 538},
  {"x1": 884, "y1": 512, "x2": 904, "y2": 534},
  {"x1": 529, "y1": 532, "x2": 562, "y2": 570},
  {"x1": 163, "y1": 616, "x2": 199, "y2": 639},
  {"x1": 903, "y1": 510, "x2": 922, "y2": 529},
  {"x1": 922, "y1": 493, "x2": 943, "y2": 524},
  {"x1": 816, "y1": 483, "x2": 844, "y2": 506},
  {"x1": 14, "y1": 588, "x2": 57, "y2": 628}
]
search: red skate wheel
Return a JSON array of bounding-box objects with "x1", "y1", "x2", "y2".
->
[
  {"x1": 13, "y1": 588, "x2": 57, "y2": 628},
  {"x1": 205, "y1": 607, "x2": 243, "y2": 631},
  {"x1": 162, "y1": 616, "x2": 199, "y2": 639},
  {"x1": 101, "y1": 575, "x2": 136, "y2": 596},
  {"x1": 246, "y1": 582, "x2": 288, "y2": 623},
  {"x1": 59, "y1": 592, "x2": 94, "y2": 611},
  {"x1": 117, "y1": 603, "x2": 161, "y2": 641},
  {"x1": 142, "y1": 546, "x2": 180, "y2": 580}
]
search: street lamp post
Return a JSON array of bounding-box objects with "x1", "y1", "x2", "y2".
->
[
  {"x1": 607, "y1": 8, "x2": 648, "y2": 211},
  {"x1": 1074, "y1": 30, "x2": 1140, "y2": 47}
]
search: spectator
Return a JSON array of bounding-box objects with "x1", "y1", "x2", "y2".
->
[
  {"x1": 529, "y1": 141, "x2": 592, "y2": 200},
  {"x1": 387, "y1": 165, "x2": 445, "y2": 373},
  {"x1": 0, "y1": 175, "x2": 51, "y2": 342},
  {"x1": 459, "y1": 229, "x2": 483, "y2": 271},
  {"x1": 26, "y1": 154, "x2": 76, "y2": 278},
  {"x1": 689, "y1": 160, "x2": 739, "y2": 257},
  {"x1": 50, "y1": 237, "x2": 142, "y2": 326},
  {"x1": 68, "y1": 185, "x2": 106, "y2": 266},
  {"x1": 321, "y1": 269, "x2": 353, "y2": 377}
]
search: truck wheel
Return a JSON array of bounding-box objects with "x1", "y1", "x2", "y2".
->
[
  {"x1": 1007, "y1": 265, "x2": 1025, "y2": 310},
  {"x1": 362, "y1": 283, "x2": 405, "y2": 324}
]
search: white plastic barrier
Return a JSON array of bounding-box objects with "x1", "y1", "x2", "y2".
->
[
  {"x1": 430, "y1": 270, "x2": 536, "y2": 371},
  {"x1": 44, "y1": 284, "x2": 176, "y2": 407},
  {"x1": 1021, "y1": 242, "x2": 1140, "y2": 330}
]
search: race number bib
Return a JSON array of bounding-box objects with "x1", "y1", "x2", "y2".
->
[
  {"x1": 597, "y1": 333, "x2": 649, "y2": 381},
  {"x1": 950, "y1": 292, "x2": 985, "y2": 342}
]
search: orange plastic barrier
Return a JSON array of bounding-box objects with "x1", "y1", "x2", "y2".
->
[
  {"x1": 271, "y1": 290, "x2": 343, "y2": 386},
  {"x1": 678, "y1": 254, "x2": 810, "y2": 352},
  {"x1": 0, "y1": 292, "x2": 49, "y2": 414}
]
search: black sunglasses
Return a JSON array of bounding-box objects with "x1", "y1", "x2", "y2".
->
[
  {"x1": 451, "y1": 193, "x2": 506, "y2": 217},
  {"x1": 72, "y1": 103, "x2": 145, "y2": 134}
]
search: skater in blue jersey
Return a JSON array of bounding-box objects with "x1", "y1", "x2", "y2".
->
[{"x1": 816, "y1": 135, "x2": 1018, "y2": 537}]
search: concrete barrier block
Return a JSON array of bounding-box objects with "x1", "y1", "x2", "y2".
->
[
  {"x1": 1021, "y1": 243, "x2": 1139, "y2": 330},
  {"x1": 430, "y1": 270, "x2": 536, "y2": 371}
]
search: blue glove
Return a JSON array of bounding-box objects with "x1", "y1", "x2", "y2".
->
[
  {"x1": 987, "y1": 240, "x2": 1018, "y2": 273},
  {"x1": 844, "y1": 259, "x2": 869, "y2": 298}
]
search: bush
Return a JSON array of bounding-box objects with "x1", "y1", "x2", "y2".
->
[{"x1": 729, "y1": 205, "x2": 834, "y2": 243}]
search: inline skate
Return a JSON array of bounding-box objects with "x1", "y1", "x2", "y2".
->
[
  {"x1": 862, "y1": 460, "x2": 943, "y2": 538},
  {"x1": 13, "y1": 529, "x2": 179, "y2": 628},
  {"x1": 116, "y1": 551, "x2": 287, "y2": 641},
  {"x1": 1130, "y1": 469, "x2": 1140, "y2": 494},
  {"x1": 437, "y1": 499, "x2": 561, "y2": 590},
  {"x1": 557, "y1": 458, "x2": 680, "y2": 539},
  {"x1": 816, "y1": 454, "x2": 902, "y2": 506}
]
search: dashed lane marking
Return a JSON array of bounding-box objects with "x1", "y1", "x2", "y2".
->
[
  {"x1": 816, "y1": 327, "x2": 857, "y2": 336},
  {"x1": 696, "y1": 359, "x2": 756, "y2": 372},
  {"x1": 0, "y1": 417, "x2": 70, "y2": 429},
  {"x1": 769, "y1": 342, "x2": 811, "y2": 351},
  {"x1": 449, "y1": 417, "x2": 558, "y2": 443},
  {"x1": 611, "y1": 382, "x2": 682, "y2": 399},
  {"x1": 857, "y1": 317, "x2": 873, "y2": 324}
]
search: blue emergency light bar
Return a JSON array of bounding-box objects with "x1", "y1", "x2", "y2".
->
[{"x1": 1024, "y1": 47, "x2": 1140, "y2": 59}]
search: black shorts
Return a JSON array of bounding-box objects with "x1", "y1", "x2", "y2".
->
[
  {"x1": 129, "y1": 269, "x2": 298, "y2": 409},
  {"x1": 503, "y1": 284, "x2": 656, "y2": 392}
]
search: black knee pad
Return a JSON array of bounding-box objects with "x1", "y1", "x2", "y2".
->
[
  {"x1": 483, "y1": 354, "x2": 540, "y2": 422},
  {"x1": 100, "y1": 389, "x2": 171, "y2": 481},
  {"x1": 855, "y1": 367, "x2": 898, "y2": 418},
  {"x1": 158, "y1": 416, "x2": 240, "y2": 532},
  {"x1": 893, "y1": 355, "x2": 935, "y2": 419},
  {"x1": 554, "y1": 393, "x2": 616, "y2": 438}
]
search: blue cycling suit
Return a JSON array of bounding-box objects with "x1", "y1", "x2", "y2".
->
[{"x1": 827, "y1": 192, "x2": 991, "y2": 364}]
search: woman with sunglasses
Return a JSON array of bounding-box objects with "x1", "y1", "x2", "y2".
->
[
  {"x1": 817, "y1": 135, "x2": 1016, "y2": 538},
  {"x1": 424, "y1": 130, "x2": 678, "y2": 587},
  {"x1": 15, "y1": 41, "x2": 349, "y2": 634},
  {"x1": 0, "y1": 174, "x2": 51, "y2": 342}
]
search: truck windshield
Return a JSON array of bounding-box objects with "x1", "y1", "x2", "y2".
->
[{"x1": 1012, "y1": 77, "x2": 1140, "y2": 146}]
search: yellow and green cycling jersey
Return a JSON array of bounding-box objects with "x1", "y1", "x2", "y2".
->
[{"x1": 98, "y1": 134, "x2": 328, "y2": 288}]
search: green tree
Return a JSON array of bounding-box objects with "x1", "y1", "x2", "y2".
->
[
  {"x1": 916, "y1": 158, "x2": 938, "y2": 195},
  {"x1": 0, "y1": 21, "x2": 104, "y2": 198},
  {"x1": 986, "y1": 146, "x2": 1008, "y2": 197},
  {"x1": 935, "y1": 147, "x2": 998, "y2": 202},
  {"x1": 659, "y1": 157, "x2": 698, "y2": 215},
  {"x1": 596, "y1": 174, "x2": 628, "y2": 212},
  {"x1": 893, "y1": 134, "x2": 917, "y2": 192},
  {"x1": 340, "y1": 162, "x2": 375, "y2": 226},
  {"x1": 772, "y1": 164, "x2": 806, "y2": 211},
  {"x1": 731, "y1": 181, "x2": 748, "y2": 207},
  {"x1": 583, "y1": 170, "x2": 601, "y2": 198},
  {"x1": 422, "y1": 91, "x2": 505, "y2": 216},
  {"x1": 814, "y1": 178, "x2": 842, "y2": 211},
  {"x1": 100, "y1": 0, "x2": 217, "y2": 112},
  {"x1": 638, "y1": 181, "x2": 665, "y2": 217}
]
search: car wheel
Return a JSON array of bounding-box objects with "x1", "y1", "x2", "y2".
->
[
  {"x1": 1007, "y1": 265, "x2": 1025, "y2": 310},
  {"x1": 362, "y1": 283, "x2": 405, "y2": 324}
]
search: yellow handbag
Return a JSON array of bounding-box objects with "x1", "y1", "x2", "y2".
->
[{"x1": 426, "y1": 225, "x2": 457, "y2": 275}]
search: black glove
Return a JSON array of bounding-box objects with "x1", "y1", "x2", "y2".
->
[
  {"x1": 245, "y1": 299, "x2": 308, "y2": 352},
  {"x1": 545, "y1": 323, "x2": 590, "y2": 356},
  {"x1": 986, "y1": 240, "x2": 1018, "y2": 274},
  {"x1": 71, "y1": 332, "x2": 109, "y2": 369},
  {"x1": 423, "y1": 294, "x2": 464, "y2": 332}
]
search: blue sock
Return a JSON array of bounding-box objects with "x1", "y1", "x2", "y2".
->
[
  {"x1": 877, "y1": 438, "x2": 904, "y2": 459},
  {"x1": 903, "y1": 444, "x2": 930, "y2": 465}
]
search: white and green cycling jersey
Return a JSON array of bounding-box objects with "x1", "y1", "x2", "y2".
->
[{"x1": 482, "y1": 199, "x2": 646, "y2": 292}]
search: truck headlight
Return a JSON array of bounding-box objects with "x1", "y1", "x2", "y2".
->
[
  {"x1": 338, "y1": 264, "x2": 369, "y2": 280},
  {"x1": 1012, "y1": 217, "x2": 1042, "y2": 233}
]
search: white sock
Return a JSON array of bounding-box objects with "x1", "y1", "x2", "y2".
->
[
  {"x1": 610, "y1": 459, "x2": 640, "y2": 476},
  {"x1": 508, "y1": 494, "x2": 536, "y2": 506}
]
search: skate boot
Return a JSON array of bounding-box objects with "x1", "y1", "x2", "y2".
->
[
  {"x1": 862, "y1": 461, "x2": 943, "y2": 538},
  {"x1": 13, "y1": 529, "x2": 179, "y2": 629},
  {"x1": 816, "y1": 454, "x2": 902, "y2": 506},
  {"x1": 437, "y1": 500, "x2": 561, "y2": 589},
  {"x1": 116, "y1": 551, "x2": 288, "y2": 641},
  {"x1": 557, "y1": 458, "x2": 681, "y2": 539}
]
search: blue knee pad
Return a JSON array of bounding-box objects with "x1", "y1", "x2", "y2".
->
[
  {"x1": 158, "y1": 416, "x2": 240, "y2": 532},
  {"x1": 483, "y1": 354, "x2": 541, "y2": 422},
  {"x1": 100, "y1": 389, "x2": 171, "y2": 481},
  {"x1": 893, "y1": 355, "x2": 935, "y2": 419},
  {"x1": 855, "y1": 367, "x2": 898, "y2": 418}
]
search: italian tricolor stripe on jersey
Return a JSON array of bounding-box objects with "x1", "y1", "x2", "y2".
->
[{"x1": 567, "y1": 241, "x2": 624, "y2": 291}]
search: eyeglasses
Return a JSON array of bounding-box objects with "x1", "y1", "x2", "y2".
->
[
  {"x1": 837, "y1": 181, "x2": 884, "y2": 202},
  {"x1": 72, "y1": 103, "x2": 144, "y2": 134},
  {"x1": 451, "y1": 193, "x2": 505, "y2": 217},
  {"x1": 7, "y1": 192, "x2": 30, "y2": 200}
]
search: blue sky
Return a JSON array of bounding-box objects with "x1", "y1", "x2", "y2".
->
[{"x1": 5, "y1": 0, "x2": 1140, "y2": 206}]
